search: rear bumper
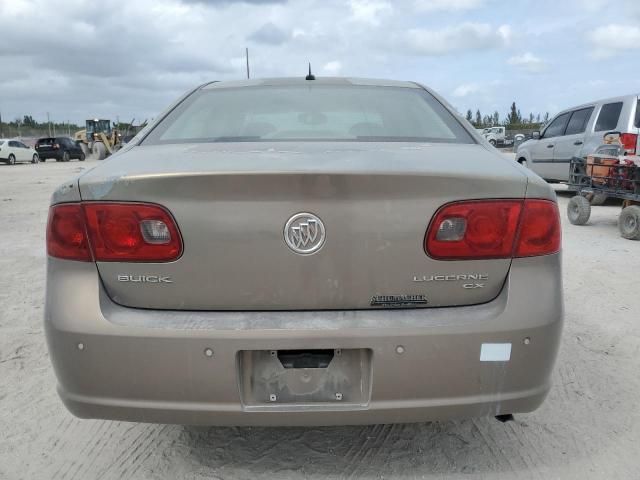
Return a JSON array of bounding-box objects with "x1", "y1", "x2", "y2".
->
[{"x1": 45, "y1": 254, "x2": 563, "y2": 426}]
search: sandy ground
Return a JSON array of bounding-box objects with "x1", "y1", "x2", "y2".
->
[{"x1": 0, "y1": 158, "x2": 639, "y2": 480}]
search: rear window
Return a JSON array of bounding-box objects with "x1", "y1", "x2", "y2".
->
[
  {"x1": 37, "y1": 138, "x2": 55, "y2": 146},
  {"x1": 595, "y1": 102, "x2": 623, "y2": 132},
  {"x1": 143, "y1": 85, "x2": 474, "y2": 145}
]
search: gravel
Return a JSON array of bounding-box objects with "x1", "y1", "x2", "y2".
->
[{"x1": 0, "y1": 159, "x2": 639, "y2": 480}]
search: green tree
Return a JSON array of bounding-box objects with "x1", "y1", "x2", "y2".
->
[
  {"x1": 466, "y1": 109, "x2": 473, "y2": 123},
  {"x1": 475, "y1": 109, "x2": 482, "y2": 127}
]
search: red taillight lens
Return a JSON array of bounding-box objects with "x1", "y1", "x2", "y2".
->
[
  {"x1": 515, "y1": 200, "x2": 561, "y2": 257},
  {"x1": 620, "y1": 133, "x2": 638, "y2": 155},
  {"x1": 46, "y1": 202, "x2": 182, "y2": 262},
  {"x1": 46, "y1": 204, "x2": 92, "y2": 261},
  {"x1": 83, "y1": 203, "x2": 182, "y2": 262},
  {"x1": 426, "y1": 200, "x2": 522, "y2": 259},
  {"x1": 425, "y1": 199, "x2": 560, "y2": 260}
]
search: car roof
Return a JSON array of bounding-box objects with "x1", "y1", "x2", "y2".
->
[
  {"x1": 201, "y1": 77, "x2": 421, "y2": 90},
  {"x1": 556, "y1": 93, "x2": 640, "y2": 115}
]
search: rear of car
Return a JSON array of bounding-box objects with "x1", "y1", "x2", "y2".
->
[
  {"x1": 36, "y1": 137, "x2": 85, "y2": 162},
  {"x1": 517, "y1": 94, "x2": 640, "y2": 182},
  {"x1": 45, "y1": 78, "x2": 563, "y2": 426}
]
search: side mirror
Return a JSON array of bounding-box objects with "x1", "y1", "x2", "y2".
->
[{"x1": 532, "y1": 131, "x2": 541, "y2": 140}]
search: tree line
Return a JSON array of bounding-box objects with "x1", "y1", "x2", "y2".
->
[
  {"x1": 465, "y1": 102, "x2": 550, "y2": 130},
  {"x1": 0, "y1": 114, "x2": 83, "y2": 137}
]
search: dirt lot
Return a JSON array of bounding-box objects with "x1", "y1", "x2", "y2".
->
[{"x1": 1, "y1": 159, "x2": 639, "y2": 480}]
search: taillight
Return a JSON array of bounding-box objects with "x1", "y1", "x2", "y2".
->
[
  {"x1": 514, "y1": 200, "x2": 561, "y2": 257},
  {"x1": 46, "y1": 204, "x2": 92, "y2": 261},
  {"x1": 46, "y1": 202, "x2": 182, "y2": 262},
  {"x1": 425, "y1": 199, "x2": 560, "y2": 260},
  {"x1": 620, "y1": 133, "x2": 638, "y2": 155},
  {"x1": 53, "y1": 143, "x2": 60, "y2": 149}
]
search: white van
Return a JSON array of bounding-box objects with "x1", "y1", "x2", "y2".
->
[{"x1": 516, "y1": 94, "x2": 640, "y2": 182}]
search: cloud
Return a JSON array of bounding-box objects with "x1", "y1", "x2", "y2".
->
[
  {"x1": 248, "y1": 22, "x2": 289, "y2": 45},
  {"x1": 349, "y1": 0, "x2": 392, "y2": 26},
  {"x1": 404, "y1": 23, "x2": 511, "y2": 55},
  {"x1": 452, "y1": 83, "x2": 480, "y2": 98},
  {"x1": 414, "y1": 0, "x2": 484, "y2": 12},
  {"x1": 322, "y1": 61, "x2": 342, "y2": 74},
  {"x1": 588, "y1": 24, "x2": 640, "y2": 58},
  {"x1": 508, "y1": 52, "x2": 547, "y2": 73},
  {"x1": 179, "y1": 0, "x2": 286, "y2": 4}
]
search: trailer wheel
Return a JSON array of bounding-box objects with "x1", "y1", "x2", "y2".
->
[
  {"x1": 92, "y1": 142, "x2": 107, "y2": 160},
  {"x1": 589, "y1": 193, "x2": 607, "y2": 206},
  {"x1": 568, "y1": 195, "x2": 591, "y2": 225},
  {"x1": 618, "y1": 205, "x2": 640, "y2": 240}
]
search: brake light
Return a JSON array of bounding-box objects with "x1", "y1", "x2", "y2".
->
[
  {"x1": 46, "y1": 204, "x2": 92, "y2": 261},
  {"x1": 46, "y1": 202, "x2": 182, "y2": 262},
  {"x1": 425, "y1": 199, "x2": 560, "y2": 260},
  {"x1": 620, "y1": 133, "x2": 638, "y2": 155}
]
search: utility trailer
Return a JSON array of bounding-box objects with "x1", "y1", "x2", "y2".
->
[{"x1": 567, "y1": 139, "x2": 640, "y2": 239}]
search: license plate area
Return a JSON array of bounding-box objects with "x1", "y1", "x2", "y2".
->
[{"x1": 238, "y1": 348, "x2": 372, "y2": 410}]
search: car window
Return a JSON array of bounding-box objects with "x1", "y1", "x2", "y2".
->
[
  {"x1": 0, "y1": 140, "x2": 4, "y2": 146},
  {"x1": 594, "y1": 102, "x2": 623, "y2": 132},
  {"x1": 543, "y1": 112, "x2": 571, "y2": 138},
  {"x1": 143, "y1": 85, "x2": 475, "y2": 145},
  {"x1": 9, "y1": 141, "x2": 18, "y2": 147},
  {"x1": 565, "y1": 107, "x2": 594, "y2": 135}
]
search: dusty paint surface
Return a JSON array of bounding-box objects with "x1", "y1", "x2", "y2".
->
[{"x1": 1, "y1": 159, "x2": 639, "y2": 479}]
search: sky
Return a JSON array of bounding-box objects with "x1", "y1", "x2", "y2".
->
[{"x1": 1, "y1": 0, "x2": 639, "y2": 125}]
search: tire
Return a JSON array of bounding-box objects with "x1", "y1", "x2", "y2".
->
[
  {"x1": 79, "y1": 152, "x2": 86, "y2": 161},
  {"x1": 79, "y1": 143, "x2": 90, "y2": 158},
  {"x1": 8, "y1": 154, "x2": 15, "y2": 165},
  {"x1": 567, "y1": 195, "x2": 591, "y2": 225},
  {"x1": 32, "y1": 154, "x2": 39, "y2": 164},
  {"x1": 618, "y1": 205, "x2": 640, "y2": 240},
  {"x1": 62, "y1": 151, "x2": 70, "y2": 162},
  {"x1": 589, "y1": 193, "x2": 607, "y2": 206},
  {"x1": 517, "y1": 158, "x2": 528, "y2": 168},
  {"x1": 92, "y1": 142, "x2": 107, "y2": 160},
  {"x1": 489, "y1": 139, "x2": 497, "y2": 147}
]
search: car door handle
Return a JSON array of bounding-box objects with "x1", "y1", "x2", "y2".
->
[
  {"x1": 547, "y1": 144, "x2": 554, "y2": 148},
  {"x1": 574, "y1": 141, "x2": 583, "y2": 145}
]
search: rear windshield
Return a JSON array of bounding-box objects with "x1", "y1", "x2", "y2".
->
[
  {"x1": 37, "y1": 138, "x2": 55, "y2": 145},
  {"x1": 142, "y1": 85, "x2": 474, "y2": 145}
]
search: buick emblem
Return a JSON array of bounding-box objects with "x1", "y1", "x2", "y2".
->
[{"x1": 284, "y1": 212, "x2": 326, "y2": 255}]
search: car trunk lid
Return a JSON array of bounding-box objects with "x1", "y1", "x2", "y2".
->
[{"x1": 79, "y1": 142, "x2": 527, "y2": 310}]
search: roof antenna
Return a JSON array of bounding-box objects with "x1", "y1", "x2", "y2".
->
[{"x1": 305, "y1": 62, "x2": 315, "y2": 81}]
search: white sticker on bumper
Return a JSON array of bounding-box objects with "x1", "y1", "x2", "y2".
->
[{"x1": 480, "y1": 343, "x2": 512, "y2": 362}]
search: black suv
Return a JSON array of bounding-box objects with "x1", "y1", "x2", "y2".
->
[{"x1": 35, "y1": 137, "x2": 85, "y2": 162}]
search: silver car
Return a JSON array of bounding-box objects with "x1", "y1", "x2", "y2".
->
[
  {"x1": 517, "y1": 93, "x2": 640, "y2": 182},
  {"x1": 45, "y1": 77, "x2": 563, "y2": 426}
]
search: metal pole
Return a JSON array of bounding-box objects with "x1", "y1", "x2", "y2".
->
[
  {"x1": 47, "y1": 112, "x2": 51, "y2": 137},
  {"x1": 246, "y1": 48, "x2": 250, "y2": 79}
]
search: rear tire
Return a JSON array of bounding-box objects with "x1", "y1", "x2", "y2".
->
[
  {"x1": 489, "y1": 139, "x2": 497, "y2": 147},
  {"x1": 80, "y1": 143, "x2": 89, "y2": 158},
  {"x1": 588, "y1": 193, "x2": 607, "y2": 206},
  {"x1": 79, "y1": 152, "x2": 86, "y2": 161},
  {"x1": 92, "y1": 142, "x2": 107, "y2": 160},
  {"x1": 32, "y1": 154, "x2": 39, "y2": 164},
  {"x1": 8, "y1": 154, "x2": 15, "y2": 165},
  {"x1": 618, "y1": 205, "x2": 640, "y2": 240},
  {"x1": 62, "y1": 151, "x2": 70, "y2": 162},
  {"x1": 568, "y1": 195, "x2": 591, "y2": 225}
]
